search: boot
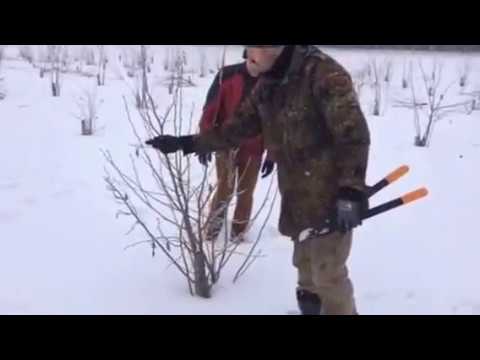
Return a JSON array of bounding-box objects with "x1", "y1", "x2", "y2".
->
[
  {"x1": 230, "y1": 229, "x2": 246, "y2": 244},
  {"x1": 296, "y1": 289, "x2": 322, "y2": 315},
  {"x1": 205, "y1": 213, "x2": 225, "y2": 242}
]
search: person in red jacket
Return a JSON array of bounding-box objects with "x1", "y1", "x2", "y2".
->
[{"x1": 199, "y1": 52, "x2": 275, "y2": 243}]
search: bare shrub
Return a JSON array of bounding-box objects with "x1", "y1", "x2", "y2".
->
[
  {"x1": 458, "y1": 59, "x2": 471, "y2": 88},
  {"x1": 103, "y1": 47, "x2": 275, "y2": 298},
  {"x1": 402, "y1": 59, "x2": 413, "y2": 89},
  {"x1": 73, "y1": 85, "x2": 103, "y2": 136},
  {"x1": 394, "y1": 61, "x2": 473, "y2": 147},
  {"x1": 19, "y1": 45, "x2": 34, "y2": 63},
  {"x1": 97, "y1": 45, "x2": 108, "y2": 86}
]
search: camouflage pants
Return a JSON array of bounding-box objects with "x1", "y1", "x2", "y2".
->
[{"x1": 293, "y1": 231, "x2": 358, "y2": 315}]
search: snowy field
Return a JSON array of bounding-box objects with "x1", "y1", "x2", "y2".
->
[{"x1": 0, "y1": 45, "x2": 479, "y2": 315}]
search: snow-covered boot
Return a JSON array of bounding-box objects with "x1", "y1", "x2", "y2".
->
[{"x1": 296, "y1": 289, "x2": 322, "y2": 315}]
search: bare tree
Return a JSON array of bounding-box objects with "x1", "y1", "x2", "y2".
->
[
  {"x1": 369, "y1": 59, "x2": 384, "y2": 116},
  {"x1": 198, "y1": 47, "x2": 208, "y2": 78},
  {"x1": 73, "y1": 84, "x2": 103, "y2": 136},
  {"x1": 31, "y1": 45, "x2": 100, "y2": 80},
  {"x1": 368, "y1": 58, "x2": 395, "y2": 116},
  {"x1": 394, "y1": 61, "x2": 473, "y2": 147},
  {"x1": 458, "y1": 59, "x2": 471, "y2": 88},
  {"x1": 459, "y1": 89, "x2": 480, "y2": 114},
  {"x1": 46, "y1": 45, "x2": 63, "y2": 97},
  {"x1": 32, "y1": 45, "x2": 57, "y2": 79},
  {"x1": 0, "y1": 47, "x2": 5, "y2": 100},
  {"x1": 352, "y1": 64, "x2": 370, "y2": 100},
  {"x1": 60, "y1": 46, "x2": 70, "y2": 71},
  {"x1": 132, "y1": 45, "x2": 151, "y2": 109},
  {"x1": 402, "y1": 59, "x2": 413, "y2": 89},
  {"x1": 423, "y1": 60, "x2": 441, "y2": 97},
  {"x1": 103, "y1": 48, "x2": 275, "y2": 298},
  {"x1": 163, "y1": 46, "x2": 171, "y2": 71},
  {"x1": 97, "y1": 45, "x2": 108, "y2": 86},
  {"x1": 162, "y1": 49, "x2": 195, "y2": 95},
  {"x1": 140, "y1": 45, "x2": 149, "y2": 107},
  {"x1": 0, "y1": 45, "x2": 4, "y2": 74},
  {"x1": 19, "y1": 45, "x2": 34, "y2": 64},
  {"x1": 215, "y1": 54, "x2": 223, "y2": 71},
  {"x1": 84, "y1": 46, "x2": 96, "y2": 66},
  {"x1": 383, "y1": 59, "x2": 393, "y2": 83},
  {"x1": 36, "y1": 46, "x2": 47, "y2": 78},
  {"x1": 122, "y1": 46, "x2": 140, "y2": 78}
]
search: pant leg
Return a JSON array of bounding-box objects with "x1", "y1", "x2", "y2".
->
[
  {"x1": 231, "y1": 156, "x2": 262, "y2": 238},
  {"x1": 292, "y1": 238, "x2": 316, "y2": 295},
  {"x1": 205, "y1": 151, "x2": 236, "y2": 241},
  {"x1": 293, "y1": 231, "x2": 357, "y2": 315}
]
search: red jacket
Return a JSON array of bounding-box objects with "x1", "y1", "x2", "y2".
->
[{"x1": 199, "y1": 62, "x2": 267, "y2": 164}]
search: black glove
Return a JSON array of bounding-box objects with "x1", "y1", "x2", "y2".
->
[
  {"x1": 335, "y1": 187, "x2": 368, "y2": 233},
  {"x1": 145, "y1": 135, "x2": 195, "y2": 155},
  {"x1": 197, "y1": 153, "x2": 212, "y2": 166},
  {"x1": 261, "y1": 160, "x2": 275, "y2": 179}
]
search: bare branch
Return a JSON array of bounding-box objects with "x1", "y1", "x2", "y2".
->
[
  {"x1": 104, "y1": 176, "x2": 192, "y2": 280},
  {"x1": 233, "y1": 188, "x2": 279, "y2": 283}
]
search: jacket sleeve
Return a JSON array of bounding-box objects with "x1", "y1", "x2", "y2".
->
[
  {"x1": 192, "y1": 87, "x2": 263, "y2": 154},
  {"x1": 312, "y1": 61, "x2": 371, "y2": 191},
  {"x1": 199, "y1": 72, "x2": 224, "y2": 135},
  {"x1": 265, "y1": 149, "x2": 276, "y2": 162}
]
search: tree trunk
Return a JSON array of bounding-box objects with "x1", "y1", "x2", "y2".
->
[
  {"x1": 102, "y1": 66, "x2": 105, "y2": 85},
  {"x1": 81, "y1": 119, "x2": 93, "y2": 136},
  {"x1": 414, "y1": 135, "x2": 426, "y2": 147},
  {"x1": 102, "y1": 62, "x2": 106, "y2": 85},
  {"x1": 51, "y1": 82, "x2": 58, "y2": 97},
  {"x1": 193, "y1": 251, "x2": 211, "y2": 298},
  {"x1": 373, "y1": 85, "x2": 381, "y2": 116},
  {"x1": 55, "y1": 70, "x2": 60, "y2": 97},
  {"x1": 185, "y1": 216, "x2": 211, "y2": 298}
]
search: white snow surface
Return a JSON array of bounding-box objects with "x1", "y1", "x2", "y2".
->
[{"x1": 0, "y1": 45, "x2": 479, "y2": 315}]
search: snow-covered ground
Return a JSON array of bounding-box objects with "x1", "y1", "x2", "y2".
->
[{"x1": 0, "y1": 45, "x2": 479, "y2": 315}]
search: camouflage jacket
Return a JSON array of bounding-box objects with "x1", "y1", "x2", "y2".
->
[{"x1": 192, "y1": 46, "x2": 371, "y2": 238}]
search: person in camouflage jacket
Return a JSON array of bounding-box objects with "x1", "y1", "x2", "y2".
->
[{"x1": 146, "y1": 45, "x2": 371, "y2": 315}]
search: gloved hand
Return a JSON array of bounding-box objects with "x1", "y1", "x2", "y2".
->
[
  {"x1": 335, "y1": 187, "x2": 368, "y2": 233},
  {"x1": 197, "y1": 153, "x2": 212, "y2": 166},
  {"x1": 261, "y1": 160, "x2": 275, "y2": 179},
  {"x1": 145, "y1": 135, "x2": 195, "y2": 155}
]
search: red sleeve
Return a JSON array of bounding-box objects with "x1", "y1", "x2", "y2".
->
[{"x1": 199, "y1": 72, "x2": 224, "y2": 135}]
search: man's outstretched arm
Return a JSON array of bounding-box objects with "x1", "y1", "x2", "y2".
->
[{"x1": 146, "y1": 91, "x2": 263, "y2": 156}]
